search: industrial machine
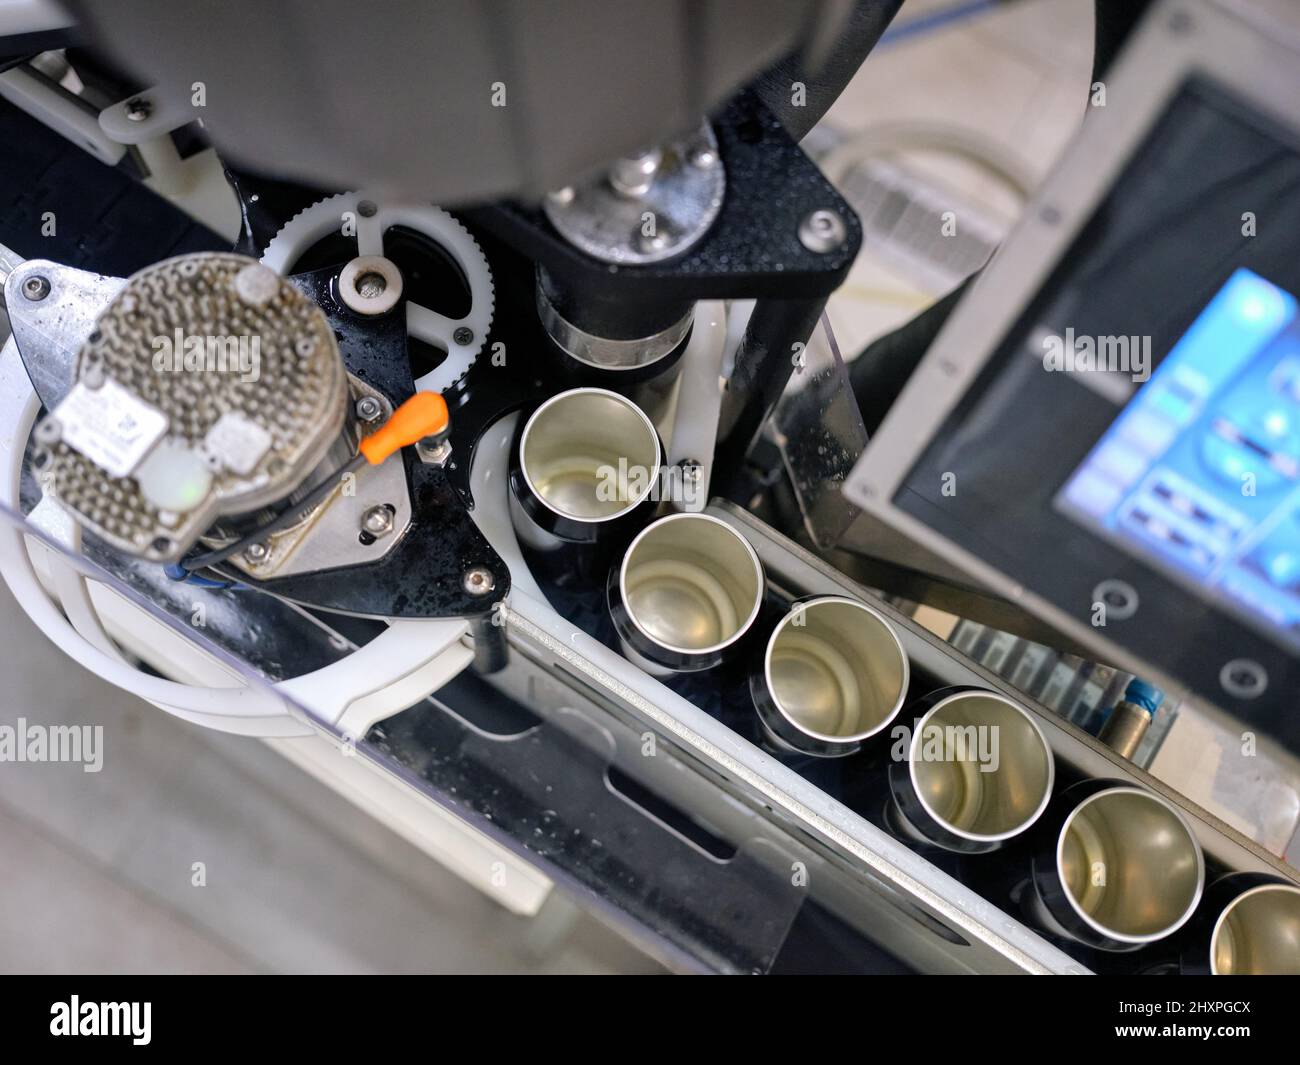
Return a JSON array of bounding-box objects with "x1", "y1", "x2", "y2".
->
[{"x1": 0, "y1": 0, "x2": 1297, "y2": 974}]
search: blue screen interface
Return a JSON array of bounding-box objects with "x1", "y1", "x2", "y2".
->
[{"x1": 1057, "y1": 268, "x2": 1300, "y2": 651}]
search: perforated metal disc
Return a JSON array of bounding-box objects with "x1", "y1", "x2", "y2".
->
[{"x1": 41, "y1": 252, "x2": 348, "y2": 560}]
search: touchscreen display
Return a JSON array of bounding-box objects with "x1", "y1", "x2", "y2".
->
[{"x1": 1057, "y1": 269, "x2": 1300, "y2": 651}]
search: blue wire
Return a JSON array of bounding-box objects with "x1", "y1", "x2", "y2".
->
[{"x1": 877, "y1": 0, "x2": 1001, "y2": 48}]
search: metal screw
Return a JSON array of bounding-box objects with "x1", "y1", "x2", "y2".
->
[
  {"x1": 355, "y1": 396, "x2": 384, "y2": 422},
  {"x1": 463, "y1": 566, "x2": 495, "y2": 596},
  {"x1": 361, "y1": 505, "x2": 394, "y2": 537},
  {"x1": 357, "y1": 200, "x2": 378, "y2": 218},
  {"x1": 243, "y1": 542, "x2": 269, "y2": 564},
  {"x1": 125, "y1": 97, "x2": 152, "y2": 122},
  {"x1": 453, "y1": 326, "x2": 474, "y2": 346},
  {"x1": 636, "y1": 230, "x2": 669, "y2": 255},
  {"x1": 798, "y1": 210, "x2": 847, "y2": 254},
  {"x1": 34, "y1": 417, "x2": 61, "y2": 444},
  {"x1": 417, "y1": 437, "x2": 452, "y2": 467},
  {"x1": 22, "y1": 275, "x2": 50, "y2": 301},
  {"x1": 690, "y1": 145, "x2": 718, "y2": 169},
  {"x1": 609, "y1": 149, "x2": 662, "y2": 197}
]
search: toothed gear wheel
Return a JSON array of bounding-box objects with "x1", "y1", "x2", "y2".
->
[{"x1": 260, "y1": 192, "x2": 494, "y2": 393}]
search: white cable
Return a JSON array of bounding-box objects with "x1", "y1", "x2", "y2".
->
[
  {"x1": 0, "y1": 382, "x2": 289, "y2": 718},
  {"x1": 0, "y1": 341, "x2": 475, "y2": 731}
]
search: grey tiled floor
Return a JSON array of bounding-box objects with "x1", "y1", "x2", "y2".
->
[{"x1": 0, "y1": 578, "x2": 662, "y2": 974}]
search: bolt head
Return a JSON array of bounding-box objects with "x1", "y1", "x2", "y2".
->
[
  {"x1": 798, "y1": 209, "x2": 848, "y2": 254},
  {"x1": 355, "y1": 396, "x2": 384, "y2": 422},
  {"x1": 690, "y1": 145, "x2": 718, "y2": 169},
  {"x1": 636, "y1": 230, "x2": 670, "y2": 255},
  {"x1": 609, "y1": 149, "x2": 663, "y2": 196},
  {"x1": 417, "y1": 437, "x2": 452, "y2": 468},
  {"x1": 243, "y1": 542, "x2": 269, "y2": 563},
  {"x1": 21, "y1": 275, "x2": 50, "y2": 301},
  {"x1": 125, "y1": 98, "x2": 152, "y2": 122},
  {"x1": 361, "y1": 505, "x2": 394, "y2": 536},
  {"x1": 452, "y1": 326, "x2": 474, "y2": 346},
  {"x1": 463, "y1": 566, "x2": 495, "y2": 596}
]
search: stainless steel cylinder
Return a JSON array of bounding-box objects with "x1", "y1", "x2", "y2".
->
[
  {"x1": 608, "y1": 513, "x2": 764, "y2": 675},
  {"x1": 508, "y1": 387, "x2": 661, "y2": 584},
  {"x1": 1212, "y1": 881, "x2": 1300, "y2": 974},
  {"x1": 537, "y1": 279, "x2": 691, "y2": 428},
  {"x1": 752, "y1": 596, "x2": 909, "y2": 757},
  {"x1": 1030, "y1": 780, "x2": 1205, "y2": 951},
  {"x1": 1180, "y1": 874, "x2": 1300, "y2": 975},
  {"x1": 888, "y1": 689, "x2": 1054, "y2": 852}
]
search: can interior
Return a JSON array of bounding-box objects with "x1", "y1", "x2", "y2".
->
[
  {"x1": 622, "y1": 516, "x2": 762, "y2": 653},
  {"x1": 1059, "y1": 789, "x2": 1202, "y2": 940},
  {"x1": 521, "y1": 390, "x2": 658, "y2": 520},
  {"x1": 910, "y1": 693, "x2": 1053, "y2": 840},
  {"x1": 1212, "y1": 884, "x2": 1300, "y2": 975},
  {"x1": 767, "y1": 599, "x2": 906, "y2": 741}
]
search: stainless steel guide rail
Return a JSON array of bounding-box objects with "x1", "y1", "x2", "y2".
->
[{"x1": 359, "y1": 495, "x2": 1299, "y2": 973}]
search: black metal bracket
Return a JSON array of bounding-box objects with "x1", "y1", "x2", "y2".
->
[
  {"x1": 213, "y1": 264, "x2": 511, "y2": 620},
  {"x1": 461, "y1": 90, "x2": 862, "y2": 305}
]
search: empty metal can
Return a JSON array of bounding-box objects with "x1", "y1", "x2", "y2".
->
[
  {"x1": 888, "y1": 688, "x2": 1055, "y2": 853},
  {"x1": 1028, "y1": 780, "x2": 1205, "y2": 952},
  {"x1": 508, "y1": 387, "x2": 660, "y2": 585},
  {"x1": 751, "y1": 596, "x2": 909, "y2": 757},
  {"x1": 608, "y1": 512, "x2": 764, "y2": 676}
]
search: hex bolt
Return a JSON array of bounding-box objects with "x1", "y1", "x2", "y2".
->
[
  {"x1": 22, "y1": 275, "x2": 50, "y2": 301},
  {"x1": 243, "y1": 542, "x2": 270, "y2": 565},
  {"x1": 125, "y1": 97, "x2": 153, "y2": 122},
  {"x1": 453, "y1": 326, "x2": 474, "y2": 346},
  {"x1": 798, "y1": 209, "x2": 848, "y2": 254},
  {"x1": 609, "y1": 149, "x2": 662, "y2": 197},
  {"x1": 355, "y1": 396, "x2": 384, "y2": 422},
  {"x1": 462, "y1": 566, "x2": 495, "y2": 596},
  {"x1": 361, "y1": 504, "x2": 394, "y2": 537}
]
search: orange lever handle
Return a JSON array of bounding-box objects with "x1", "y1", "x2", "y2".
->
[{"x1": 359, "y1": 391, "x2": 449, "y2": 465}]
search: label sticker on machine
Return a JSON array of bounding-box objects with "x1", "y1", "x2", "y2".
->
[{"x1": 52, "y1": 379, "x2": 169, "y2": 478}]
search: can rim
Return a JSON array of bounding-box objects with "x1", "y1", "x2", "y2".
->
[
  {"x1": 1209, "y1": 881, "x2": 1300, "y2": 975},
  {"x1": 519, "y1": 387, "x2": 660, "y2": 524},
  {"x1": 762, "y1": 595, "x2": 910, "y2": 744},
  {"x1": 907, "y1": 690, "x2": 1055, "y2": 843},
  {"x1": 619, "y1": 513, "x2": 764, "y2": 657},
  {"x1": 1055, "y1": 785, "x2": 1205, "y2": 944}
]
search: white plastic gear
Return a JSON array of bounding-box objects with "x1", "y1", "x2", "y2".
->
[{"x1": 260, "y1": 191, "x2": 494, "y2": 393}]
